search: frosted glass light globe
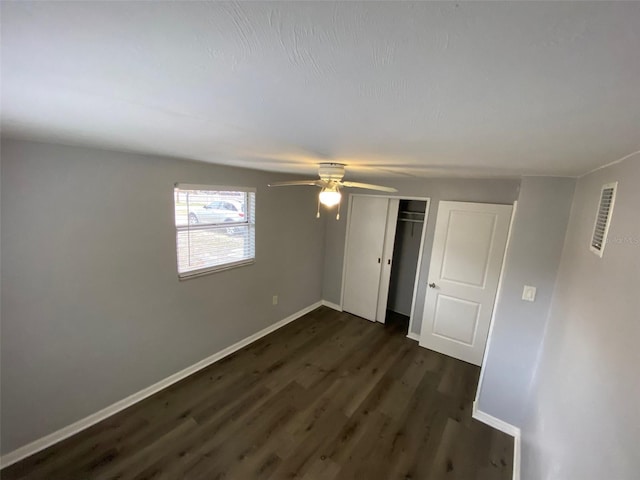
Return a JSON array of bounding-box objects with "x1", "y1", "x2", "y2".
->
[{"x1": 319, "y1": 190, "x2": 341, "y2": 207}]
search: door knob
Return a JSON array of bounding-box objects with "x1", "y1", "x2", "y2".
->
[{"x1": 428, "y1": 282, "x2": 437, "y2": 288}]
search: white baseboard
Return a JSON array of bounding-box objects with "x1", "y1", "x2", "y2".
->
[
  {"x1": 472, "y1": 402, "x2": 521, "y2": 480},
  {"x1": 0, "y1": 301, "x2": 323, "y2": 469},
  {"x1": 406, "y1": 332, "x2": 420, "y2": 342},
  {"x1": 321, "y1": 300, "x2": 342, "y2": 311}
]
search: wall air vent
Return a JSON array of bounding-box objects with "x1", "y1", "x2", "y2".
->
[{"x1": 590, "y1": 182, "x2": 617, "y2": 257}]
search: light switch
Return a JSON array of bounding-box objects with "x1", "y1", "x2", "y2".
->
[{"x1": 522, "y1": 285, "x2": 537, "y2": 302}]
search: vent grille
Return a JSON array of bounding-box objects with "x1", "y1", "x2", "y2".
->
[{"x1": 590, "y1": 182, "x2": 617, "y2": 257}]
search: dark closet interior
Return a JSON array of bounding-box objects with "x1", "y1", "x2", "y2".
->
[{"x1": 385, "y1": 199, "x2": 427, "y2": 333}]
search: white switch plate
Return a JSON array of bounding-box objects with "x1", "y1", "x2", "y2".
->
[
  {"x1": 522, "y1": 285, "x2": 537, "y2": 302},
  {"x1": 272, "y1": 295, "x2": 278, "y2": 305}
]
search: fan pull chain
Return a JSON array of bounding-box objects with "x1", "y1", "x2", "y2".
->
[
  {"x1": 336, "y1": 197, "x2": 341, "y2": 220},
  {"x1": 316, "y1": 194, "x2": 321, "y2": 218}
]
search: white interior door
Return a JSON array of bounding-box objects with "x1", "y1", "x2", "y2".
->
[
  {"x1": 343, "y1": 196, "x2": 390, "y2": 321},
  {"x1": 420, "y1": 201, "x2": 512, "y2": 365}
]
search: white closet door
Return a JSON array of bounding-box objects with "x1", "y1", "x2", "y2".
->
[
  {"x1": 376, "y1": 199, "x2": 399, "y2": 322},
  {"x1": 343, "y1": 196, "x2": 390, "y2": 321}
]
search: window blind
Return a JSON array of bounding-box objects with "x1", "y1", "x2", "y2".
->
[{"x1": 174, "y1": 185, "x2": 256, "y2": 278}]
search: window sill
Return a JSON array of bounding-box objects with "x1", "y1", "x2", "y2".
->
[{"x1": 178, "y1": 259, "x2": 255, "y2": 281}]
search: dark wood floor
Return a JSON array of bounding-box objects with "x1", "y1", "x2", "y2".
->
[
  {"x1": 384, "y1": 310, "x2": 410, "y2": 335},
  {"x1": 2, "y1": 307, "x2": 513, "y2": 480}
]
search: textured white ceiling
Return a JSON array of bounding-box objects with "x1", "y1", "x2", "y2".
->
[{"x1": 2, "y1": 1, "x2": 639, "y2": 178}]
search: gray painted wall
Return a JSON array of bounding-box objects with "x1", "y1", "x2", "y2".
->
[
  {"x1": 477, "y1": 177, "x2": 575, "y2": 426},
  {"x1": 322, "y1": 178, "x2": 520, "y2": 335},
  {"x1": 520, "y1": 158, "x2": 640, "y2": 480},
  {"x1": 0, "y1": 139, "x2": 325, "y2": 454}
]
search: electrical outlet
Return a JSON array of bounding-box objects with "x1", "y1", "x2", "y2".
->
[
  {"x1": 522, "y1": 285, "x2": 537, "y2": 302},
  {"x1": 272, "y1": 295, "x2": 278, "y2": 305}
]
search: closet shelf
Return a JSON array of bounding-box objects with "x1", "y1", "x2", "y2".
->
[{"x1": 398, "y1": 210, "x2": 425, "y2": 223}]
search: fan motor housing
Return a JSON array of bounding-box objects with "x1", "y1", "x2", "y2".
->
[{"x1": 318, "y1": 163, "x2": 345, "y2": 182}]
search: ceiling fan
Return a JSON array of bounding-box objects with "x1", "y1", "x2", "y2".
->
[{"x1": 268, "y1": 163, "x2": 397, "y2": 219}]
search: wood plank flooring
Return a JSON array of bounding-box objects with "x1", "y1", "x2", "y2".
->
[{"x1": 2, "y1": 307, "x2": 513, "y2": 480}]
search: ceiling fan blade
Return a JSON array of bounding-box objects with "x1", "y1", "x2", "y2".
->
[
  {"x1": 340, "y1": 181, "x2": 398, "y2": 192},
  {"x1": 268, "y1": 180, "x2": 327, "y2": 187}
]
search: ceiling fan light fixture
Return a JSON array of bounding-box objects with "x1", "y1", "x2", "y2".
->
[
  {"x1": 319, "y1": 189, "x2": 341, "y2": 207},
  {"x1": 268, "y1": 163, "x2": 395, "y2": 218}
]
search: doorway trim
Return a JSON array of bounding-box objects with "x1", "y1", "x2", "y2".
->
[{"x1": 339, "y1": 194, "x2": 431, "y2": 337}]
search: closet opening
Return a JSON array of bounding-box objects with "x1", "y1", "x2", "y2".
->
[
  {"x1": 385, "y1": 200, "x2": 426, "y2": 335},
  {"x1": 341, "y1": 195, "x2": 429, "y2": 339}
]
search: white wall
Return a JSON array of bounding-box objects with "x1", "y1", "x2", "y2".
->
[
  {"x1": 0, "y1": 139, "x2": 325, "y2": 455},
  {"x1": 322, "y1": 178, "x2": 521, "y2": 335},
  {"x1": 477, "y1": 177, "x2": 575, "y2": 425},
  {"x1": 520, "y1": 158, "x2": 640, "y2": 479}
]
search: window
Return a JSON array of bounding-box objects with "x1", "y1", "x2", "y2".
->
[
  {"x1": 590, "y1": 182, "x2": 617, "y2": 257},
  {"x1": 174, "y1": 184, "x2": 256, "y2": 278}
]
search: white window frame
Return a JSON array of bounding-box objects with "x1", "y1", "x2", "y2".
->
[{"x1": 174, "y1": 183, "x2": 256, "y2": 279}]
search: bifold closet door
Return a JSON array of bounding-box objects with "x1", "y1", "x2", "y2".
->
[
  {"x1": 375, "y1": 199, "x2": 399, "y2": 322},
  {"x1": 342, "y1": 196, "x2": 390, "y2": 321}
]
